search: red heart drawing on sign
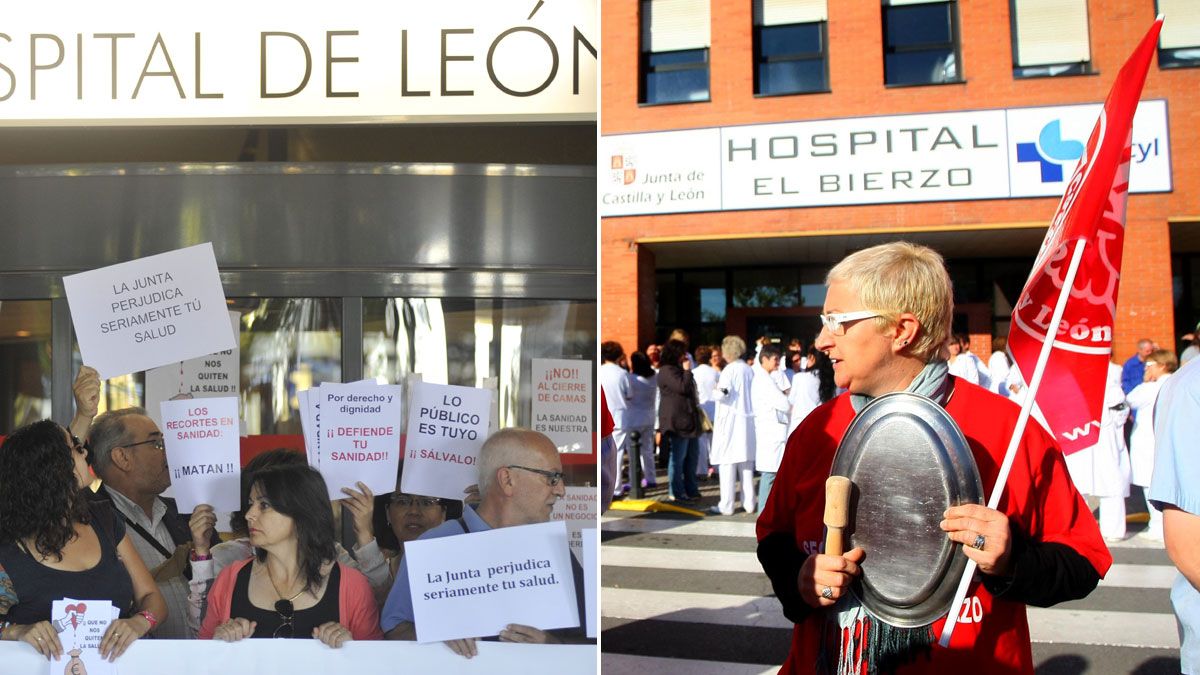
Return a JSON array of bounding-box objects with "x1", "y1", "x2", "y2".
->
[{"x1": 64, "y1": 603, "x2": 87, "y2": 630}]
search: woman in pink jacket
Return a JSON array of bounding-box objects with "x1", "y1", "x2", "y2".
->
[{"x1": 200, "y1": 464, "x2": 382, "y2": 645}]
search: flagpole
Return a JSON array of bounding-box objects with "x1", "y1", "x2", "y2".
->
[{"x1": 938, "y1": 237, "x2": 1089, "y2": 647}]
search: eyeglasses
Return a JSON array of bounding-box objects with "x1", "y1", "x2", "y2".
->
[
  {"x1": 272, "y1": 600, "x2": 295, "y2": 639},
  {"x1": 507, "y1": 465, "x2": 564, "y2": 487},
  {"x1": 390, "y1": 495, "x2": 443, "y2": 509},
  {"x1": 819, "y1": 310, "x2": 882, "y2": 336},
  {"x1": 122, "y1": 437, "x2": 165, "y2": 451}
]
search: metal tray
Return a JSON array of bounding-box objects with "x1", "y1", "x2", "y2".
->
[{"x1": 829, "y1": 391, "x2": 984, "y2": 628}]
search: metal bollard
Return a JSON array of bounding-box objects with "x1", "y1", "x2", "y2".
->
[{"x1": 629, "y1": 430, "x2": 643, "y2": 499}]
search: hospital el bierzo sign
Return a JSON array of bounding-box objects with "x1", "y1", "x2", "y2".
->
[
  {"x1": 0, "y1": 0, "x2": 596, "y2": 125},
  {"x1": 599, "y1": 100, "x2": 1171, "y2": 216}
]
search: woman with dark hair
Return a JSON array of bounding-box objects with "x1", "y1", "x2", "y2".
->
[
  {"x1": 372, "y1": 462, "x2": 460, "y2": 577},
  {"x1": 0, "y1": 420, "x2": 167, "y2": 662},
  {"x1": 657, "y1": 339, "x2": 702, "y2": 503},
  {"x1": 624, "y1": 351, "x2": 659, "y2": 488},
  {"x1": 199, "y1": 464, "x2": 382, "y2": 644}
]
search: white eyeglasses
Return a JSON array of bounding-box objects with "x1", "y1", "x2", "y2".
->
[{"x1": 819, "y1": 310, "x2": 882, "y2": 336}]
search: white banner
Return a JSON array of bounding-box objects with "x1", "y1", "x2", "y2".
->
[
  {"x1": 63, "y1": 243, "x2": 236, "y2": 380},
  {"x1": 145, "y1": 310, "x2": 241, "y2": 430},
  {"x1": 402, "y1": 382, "x2": 491, "y2": 500},
  {"x1": 318, "y1": 383, "x2": 403, "y2": 501},
  {"x1": 599, "y1": 100, "x2": 1172, "y2": 216},
  {"x1": 0, "y1": 640, "x2": 595, "y2": 675},
  {"x1": 531, "y1": 359, "x2": 591, "y2": 453},
  {"x1": 0, "y1": 0, "x2": 596, "y2": 126},
  {"x1": 581, "y1": 528, "x2": 597, "y2": 639},
  {"x1": 550, "y1": 486, "x2": 598, "y2": 561},
  {"x1": 161, "y1": 397, "x2": 241, "y2": 512},
  {"x1": 406, "y1": 521, "x2": 579, "y2": 644}
]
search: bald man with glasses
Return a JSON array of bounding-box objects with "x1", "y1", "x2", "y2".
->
[{"x1": 381, "y1": 427, "x2": 590, "y2": 657}]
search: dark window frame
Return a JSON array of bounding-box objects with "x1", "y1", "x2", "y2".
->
[
  {"x1": 753, "y1": 20, "x2": 831, "y2": 96},
  {"x1": 638, "y1": 1, "x2": 712, "y2": 106},
  {"x1": 1009, "y1": 0, "x2": 1094, "y2": 79},
  {"x1": 881, "y1": 0, "x2": 964, "y2": 88}
]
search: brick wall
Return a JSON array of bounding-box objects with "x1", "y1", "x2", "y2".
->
[{"x1": 601, "y1": 0, "x2": 1198, "y2": 365}]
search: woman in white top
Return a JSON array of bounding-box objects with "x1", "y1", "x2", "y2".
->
[
  {"x1": 1127, "y1": 349, "x2": 1178, "y2": 540},
  {"x1": 988, "y1": 336, "x2": 1013, "y2": 397},
  {"x1": 624, "y1": 352, "x2": 659, "y2": 488}
]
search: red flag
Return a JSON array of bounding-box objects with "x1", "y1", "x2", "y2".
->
[{"x1": 1008, "y1": 18, "x2": 1163, "y2": 455}]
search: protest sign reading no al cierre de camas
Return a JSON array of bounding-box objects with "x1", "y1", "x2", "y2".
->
[
  {"x1": 160, "y1": 397, "x2": 240, "y2": 512},
  {"x1": 406, "y1": 520, "x2": 579, "y2": 644},
  {"x1": 63, "y1": 243, "x2": 236, "y2": 380},
  {"x1": 402, "y1": 382, "x2": 491, "y2": 501},
  {"x1": 531, "y1": 358, "x2": 592, "y2": 453},
  {"x1": 318, "y1": 382, "x2": 403, "y2": 501}
]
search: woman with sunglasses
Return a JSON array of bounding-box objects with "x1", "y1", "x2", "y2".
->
[
  {"x1": 0, "y1": 420, "x2": 167, "y2": 662},
  {"x1": 757, "y1": 242, "x2": 1111, "y2": 675},
  {"x1": 199, "y1": 463, "x2": 382, "y2": 645}
]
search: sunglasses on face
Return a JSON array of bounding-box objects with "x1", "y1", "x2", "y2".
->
[{"x1": 273, "y1": 600, "x2": 295, "y2": 639}]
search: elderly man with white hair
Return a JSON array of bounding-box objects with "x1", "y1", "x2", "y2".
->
[{"x1": 380, "y1": 428, "x2": 587, "y2": 657}]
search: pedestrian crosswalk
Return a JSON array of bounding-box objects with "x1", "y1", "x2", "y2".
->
[{"x1": 601, "y1": 508, "x2": 1183, "y2": 674}]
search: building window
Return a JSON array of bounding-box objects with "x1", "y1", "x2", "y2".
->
[
  {"x1": 882, "y1": 0, "x2": 961, "y2": 87},
  {"x1": 1010, "y1": 0, "x2": 1092, "y2": 78},
  {"x1": 1157, "y1": 0, "x2": 1200, "y2": 69},
  {"x1": 641, "y1": 0, "x2": 711, "y2": 104},
  {"x1": 753, "y1": 0, "x2": 829, "y2": 95}
]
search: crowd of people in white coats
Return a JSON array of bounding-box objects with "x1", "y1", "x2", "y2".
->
[{"x1": 601, "y1": 330, "x2": 838, "y2": 516}]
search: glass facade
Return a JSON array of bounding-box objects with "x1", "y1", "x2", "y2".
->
[{"x1": 0, "y1": 300, "x2": 52, "y2": 432}]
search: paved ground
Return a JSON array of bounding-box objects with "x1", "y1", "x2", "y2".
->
[{"x1": 602, "y1": 471, "x2": 1182, "y2": 674}]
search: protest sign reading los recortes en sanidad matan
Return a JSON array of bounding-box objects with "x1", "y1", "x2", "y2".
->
[
  {"x1": 318, "y1": 383, "x2": 403, "y2": 501},
  {"x1": 406, "y1": 520, "x2": 579, "y2": 644},
  {"x1": 160, "y1": 397, "x2": 240, "y2": 512},
  {"x1": 62, "y1": 243, "x2": 236, "y2": 380},
  {"x1": 531, "y1": 358, "x2": 592, "y2": 453},
  {"x1": 402, "y1": 382, "x2": 491, "y2": 501}
]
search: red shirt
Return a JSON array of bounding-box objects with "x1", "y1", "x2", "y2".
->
[{"x1": 757, "y1": 378, "x2": 1111, "y2": 674}]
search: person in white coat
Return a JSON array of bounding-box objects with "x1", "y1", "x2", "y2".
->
[
  {"x1": 692, "y1": 345, "x2": 721, "y2": 481},
  {"x1": 1064, "y1": 362, "x2": 1132, "y2": 541},
  {"x1": 710, "y1": 335, "x2": 756, "y2": 515},
  {"x1": 988, "y1": 336, "x2": 1013, "y2": 397},
  {"x1": 1128, "y1": 349, "x2": 1178, "y2": 541},
  {"x1": 753, "y1": 344, "x2": 790, "y2": 512},
  {"x1": 599, "y1": 341, "x2": 631, "y2": 496}
]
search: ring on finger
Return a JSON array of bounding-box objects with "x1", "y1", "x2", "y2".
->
[
  {"x1": 970, "y1": 534, "x2": 986, "y2": 550},
  {"x1": 821, "y1": 586, "x2": 834, "y2": 600}
]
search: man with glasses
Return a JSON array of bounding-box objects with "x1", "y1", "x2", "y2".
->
[
  {"x1": 87, "y1": 407, "x2": 220, "y2": 638},
  {"x1": 381, "y1": 427, "x2": 589, "y2": 656}
]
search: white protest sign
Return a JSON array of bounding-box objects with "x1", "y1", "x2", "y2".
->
[
  {"x1": 550, "y1": 486, "x2": 598, "y2": 561},
  {"x1": 298, "y1": 389, "x2": 317, "y2": 467},
  {"x1": 63, "y1": 243, "x2": 235, "y2": 380},
  {"x1": 50, "y1": 598, "x2": 115, "y2": 675},
  {"x1": 160, "y1": 397, "x2": 241, "y2": 512},
  {"x1": 406, "y1": 520, "x2": 579, "y2": 643},
  {"x1": 531, "y1": 359, "x2": 592, "y2": 453},
  {"x1": 581, "y1": 528, "x2": 596, "y2": 639},
  {"x1": 145, "y1": 310, "x2": 241, "y2": 429},
  {"x1": 319, "y1": 383, "x2": 403, "y2": 500},
  {"x1": 402, "y1": 382, "x2": 491, "y2": 500}
]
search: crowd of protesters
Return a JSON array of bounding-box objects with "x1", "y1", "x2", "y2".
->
[{"x1": 0, "y1": 368, "x2": 590, "y2": 662}]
